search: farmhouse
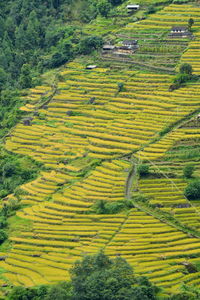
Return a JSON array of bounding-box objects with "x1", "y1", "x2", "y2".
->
[
  {"x1": 103, "y1": 45, "x2": 116, "y2": 51},
  {"x1": 127, "y1": 4, "x2": 140, "y2": 12},
  {"x1": 122, "y1": 40, "x2": 138, "y2": 50},
  {"x1": 169, "y1": 26, "x2": 192, "y2": 38},
  {"x1": 123, "y1": 40, "x2": 138, "y2": 46}
]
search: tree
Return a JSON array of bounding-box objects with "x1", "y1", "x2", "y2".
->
[
  {"x1": 2, "y1": 162, "x2": 16, "y2": 177},
  {"x1": 185, "y1": 180, "x2": 200, "y2": 200},
  {"x1": 0, "y1": 68, "x2": 7, "y2": 90},
  {"x1": 26, "y1": 10, "x2": 41, "y2": 48},
  {"x1": 45, "y1": 282, "x2": 72, "y2": 300},
  {"x1": 109, "y1": 0, "x2": 124, "y2": 5},
  {"x1": 179, "y1": 63, "x2": 193, "y2": 75},
  {"x1": 118, "y1": 82, "x2": 124, "y2": 92},
  {"x1": 79, "y1": 36, "x2": 103, "y2": 55},
  {"x1": 188, "y1": 18, "x2": 194, "y2": 30},
  {"x1": 97, "y1": 0, "x2": 112, "y2": 17},
  {"x1": 174, "y1": 73, "x2": 191, "y2": 85},
  {"x1": 0, "y1": 229, "x2": 7, "y2": 244},
  {"x1": 183, "y1": 164, "x2": 194, "y2": 178},
  {"x1": 70, "y1": 251, "x2": 158, "y2": 300},
  {"x1": 138, "y1": 164, "x2": 149, "y2": 177},
  {"x1": 51, "y1": 0, "x2": 60, "y2": 9},
  {"x1": 19, "y1": 64, "x2": 32, "y2": 88}
]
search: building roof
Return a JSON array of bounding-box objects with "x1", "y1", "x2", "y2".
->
[
  {"x1": 127, "y1": 4, "x2": 140, "y2": 9},
  {"x1": 103, "y1": 45, "x2": 115, "y2": 50},
  {"x1": 117, "y1": 46, "x2": 132, "y2": 50},
  {"x1": 171, "y1": 26, "x2": 187, "y2": 31},
  {"x1": 123, "y1": 40, "x2": 138, "y2": 45},
  {"x1": 86, "y1": 65, "x2": 97, "y2": 69}
]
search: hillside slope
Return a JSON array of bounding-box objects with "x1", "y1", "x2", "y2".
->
[{"x1": 0, "y1": 1, "x2": 200, "y2": 297}]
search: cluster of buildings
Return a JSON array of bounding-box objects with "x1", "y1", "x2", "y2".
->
[{"x1": 103, "y1": 40, "x2": 139, "y2": 55}]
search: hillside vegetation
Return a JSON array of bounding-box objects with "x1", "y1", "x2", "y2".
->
[{"x1": 0, "y1": 0, "x2": 200, "y2": 298}]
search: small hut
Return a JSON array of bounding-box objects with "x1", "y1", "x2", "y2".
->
[
  {"x1": 66, "y1": 110, "x2": 73, "y2": 116},
  {"x1": 127, "y1": 4, "x2": 140, "y2": 13},
  {"x1": 122, "y1": 40, "x2": 138, "y2": 51},
  {"x1": 23, "y1": 117, "x2": 33, "y2": 126},
  {"x1": 103, "y1": 45, "x2": 116, "y2": 53},
  {"x1": 86, "y1": 65, "x2": 97, "y2": 70}
]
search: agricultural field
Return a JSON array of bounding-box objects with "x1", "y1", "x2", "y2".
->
[{"x1": 0, "y1": 0, "x2": 200, "y2": 297}]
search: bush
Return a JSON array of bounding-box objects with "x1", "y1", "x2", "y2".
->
[
  {"x1": 184, "y1": 180, "x2": 200, "y2": 200},
  {"x1": 118, "y1": 82, "x2": 124, "y2": 92},
  {"x1": 180, "y1": 63, "x2": 193, "y2": 75},
  {"x1": 183, "y1": 164, "x2": 194, "y2": 178},
  {"x1": 97, "y1": 0, "x2": 112, "y2": 17},
  {"x1": 138, "y1": 164, "x2": 149, "y2": 177},
  {"x1": 78, "y1": 36, "x2": 103, "y2": 55},
  {"x1": 174, "y1": 73, "x2": 191, "y2": 85},
  {"x1": 147, "y1": 5, "x2": 156, "y2": 14},
  {"x1": 93, "y1": 199, "x2": 134, "y2": 214},
  {"x1": 0, "y1": 229, "x2": 7, "y2": 244}
]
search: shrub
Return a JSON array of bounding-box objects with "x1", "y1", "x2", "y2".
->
[
  {"x1": 174, "y1": 73, "x2": 191, "y2": 85},
  {"x1": 180, "y1": 63, "x2": 193, "y2": 75},
  {"x1": 0, "y1": 229, "x2": 7, "y2": 244},
  {"x1": 118, "y1": 82, "x2": 124, "y2": 92},
  {"x1": 147, "y1": 5, "x2": 156, "y2": 14},
  {"x1": 78, "y1": 36, "x2": 103, "y2": 55},
  {"x1": 138, "y1": 164, "x2": 149, "y2": 177},
  {"x1": 188, "y1": 18, "x2": 194, "y2": 29},
  {"x1": 92, "y1": 200, "x2": 134, "y2": 214},
  {"x1": 184, "y1": 180, "x2": 200, "y2": 200},
  {"x1": 97, "y1": 0, "x2": 112, "y2": 17},
  {"x1": 183, "y1": 164, "x2": 194, "y2": 178}
]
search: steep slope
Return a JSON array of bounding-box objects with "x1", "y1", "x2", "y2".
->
[{"x1": 0, "y1": 2, "x2": 200, "y2": 296}]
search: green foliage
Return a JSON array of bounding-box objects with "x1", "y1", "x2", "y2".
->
[
  {"x1": 180, "y1": 63, "x2": 193, "y2": 75},
  {"x1": 117, "y1": 82, "x2": 124, "y2": 92},
  {"x1": 138, "y1": 164, "x2": 150, "y2": 177},
  {"x1": 92, "y1": 199, "x2": 134, "y2": 214},
  {"x1": 19, "y1": 64, "x2": 32, "y2": 89},
  {"x1": 45, "y1": 282, "x2": 72, "y2": 300},
  {"x1": 70, "y1": 251, "x2": 158, "y2": 300},
  {"x1": 147, "y1": 5, "x2": 156, "y2": 15},
  {"x1": 188, "y1": 18, "x2": 194, "y2": 29},
  {"x1": 0, "y1": 68, "x2": 7, "y2": 90},
  {"x1": 0, "y1": 149, "x2": 39, "y2": 199},
  {"x1": 169, "y1": 284, "x2": 200, "y2": 300},
  {"x1": 184, "y1": 180, "x2": 200, "y2": 200},
  {"x1": 0, "y1": 229, "x2": 7, "y2": 244},
  {"x1": 174, "y1": 73, "x2": 191, "y2": 85},
  {"x1": 183, "y1": 164, "x2": 194, "y2": 178},
  {"x1": 79, "y1": 36, "x2": 103, "y2": 55},
  {"x1": 172, "y1": 63, "x2": 194, "y2": 90},
  {"x1": 132, "y1": 194, "x2": 149, "y2": 203},
  {"x1": 109, "y1": 0, "x2": 125, "y2": 5},
  {"x1": 97, "y1": 0, "x2": 112, "y2": 17}
]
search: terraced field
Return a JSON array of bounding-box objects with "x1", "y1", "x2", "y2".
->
[{"x1": 1, "y1": 1, "x2": 200, "y2": 295}]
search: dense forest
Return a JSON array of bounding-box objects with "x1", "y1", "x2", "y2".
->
[
  {"x1": 0, "y1": 0, "x2": 126, "y2": 137},
  {"x1": 0, "y1": 0, "x2": 124, "y2": 90}
]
